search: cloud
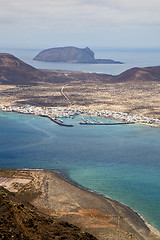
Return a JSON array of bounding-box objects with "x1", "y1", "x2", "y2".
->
[
  {"x1": 0, "y1": 0, "x2": 160, "y2": 48},
  {"x1": 0, "y1": 0, "x2": 160, "y2": 29}
]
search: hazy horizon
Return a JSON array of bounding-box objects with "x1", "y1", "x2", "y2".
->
[
  {"x1": 1, "y1": 0, "x2": 160, "y2": 50},
  {"x1": 2, "y1": 46, "x2": 160, "y2": 54}
]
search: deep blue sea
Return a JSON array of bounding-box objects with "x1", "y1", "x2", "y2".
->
[
  {"x1": 0, "y1": 111, "x2": 160, "y2": 231},
  {"x1": 0, "y1": 48, "x2": 160, "y2": 231}
]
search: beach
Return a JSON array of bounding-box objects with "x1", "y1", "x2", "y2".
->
[{"x1": 0, "y1": 169, "x2": 160, "y2": 240}]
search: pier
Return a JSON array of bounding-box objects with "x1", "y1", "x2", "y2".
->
[
  {"x1": 79, "y1": 122, "x2": 134, "y2": 126},
  {"x1": 79, "y1": 116, "x2": 134, "y2": 126},
  {"x1": 49, "y1": 117, "x2": 74, "y2": 127},
  {"x1": 40, "y1": 115, "x2": 74, "y2": 127}
]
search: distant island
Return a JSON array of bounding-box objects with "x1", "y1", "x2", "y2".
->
[{"x1": 33, "y1": 46, "x2": 123, "y2": 64}]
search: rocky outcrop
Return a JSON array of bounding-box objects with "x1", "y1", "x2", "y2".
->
[{"x1": 33, "y1": 46, "x2": 123, "y2": 64}]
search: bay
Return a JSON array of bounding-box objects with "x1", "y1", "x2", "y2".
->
[
  {"x1": 0, "y1": 111, "x2": 160, "y2": 231},
  {"x1": 0, "y1": 47, "x2": 160, "y2": 231}
]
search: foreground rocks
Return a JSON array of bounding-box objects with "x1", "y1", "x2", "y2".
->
[{"x1": 0, "y1": 187, "x2": 96, "y2": 240}]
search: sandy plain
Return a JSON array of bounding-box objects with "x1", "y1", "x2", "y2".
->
[{"x1": 0, "y1": 70, "x2": 160, "y2": 120}]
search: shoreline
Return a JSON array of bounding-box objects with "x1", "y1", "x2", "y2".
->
[
  {"x1": 0, "y1": 104, "x2": 160, "y2": 127},
  {"x1": 0, "y1": 168, "x2": 160, "y2": 240},
  {"x1": 51, "y1": 169, "x2": 160, "y2": 235},
  {"x1": 37, "y1": 169, "x2": 160, "y2": 236}
]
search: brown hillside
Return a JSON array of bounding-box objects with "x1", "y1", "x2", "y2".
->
[
  {"x1": 0, "y1": 186, "x2": 97, "y2": 240},
  {"x1": 111, "y1": 66, "x2": 160, "y2": 83},
  {"x1": 0, "y1": 53, "x2": 36, "y2": 70},
  {"x1": 0, "y1": 53, "x2": 45, "y2": 85}
]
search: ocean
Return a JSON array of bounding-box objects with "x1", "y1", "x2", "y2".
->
[
  {"x1": 0, "y1": 48, "x2": 160, "y2": 231},
  {"x1": 0, "y1": 111, "x2": 160, "y2": 231},
  {"x1": 1, "y1": 47, "x2": 160, "y2": 75}
]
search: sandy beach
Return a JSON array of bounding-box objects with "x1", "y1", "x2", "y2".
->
[{"x1": 0, "y1": 169, "x2": 160, "y2": 240}]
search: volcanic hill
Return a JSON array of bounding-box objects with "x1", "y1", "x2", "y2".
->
[
  {"x1": 111, "y1": 66, "x2": 160, "y2": 83},
  {"x1": 0, "y1": 53, "x2": 45, "y2": 85}
]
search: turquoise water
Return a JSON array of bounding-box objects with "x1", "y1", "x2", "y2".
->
[{"x1": 0, "y1": 111, "x2": 160, "y2": 230}]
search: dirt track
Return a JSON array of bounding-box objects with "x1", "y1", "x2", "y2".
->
[{"x1": 0, "y1": 70, "x2": 160, "y2": 120}]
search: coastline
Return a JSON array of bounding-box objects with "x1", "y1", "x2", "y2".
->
[
  {"x1": 46, "y1": 170, "x2": 160, "y2": 237},
  {"x1": 0, "y1": 104, "x2": 160, "y2": 127},
  {"x1": 0, "y1": 168, "x2": 160, "y2": 240},
  {"x1": 52, "y1": 170, "x2": 160, "y2": 235},
  {"x1": 0, "y1": 109, "x2": 160, "y2": 238}
]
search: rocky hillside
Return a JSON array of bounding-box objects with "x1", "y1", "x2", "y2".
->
[
  {"x1": 0, "y1": 186, "x2": 97, "y2": 240},
  {"x1": 111, "y1": 66, "x2": 160, "y2": 83},
  {"x1": 33, "y1": 46, "x2": 123, "y2": 64},
  {"x1": 0, "y1": 53, "x2": 46, "y2": 85},
  {"x1": 0, "y1": 53, "x2": 113, "y2": 86},
  {"x1": 1, "y1": 53, "x2": 159, "y2": 87}
]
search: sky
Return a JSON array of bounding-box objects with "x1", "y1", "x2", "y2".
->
[{"x1": 0, "y1": 0, "x2": 160, "y2": 49}]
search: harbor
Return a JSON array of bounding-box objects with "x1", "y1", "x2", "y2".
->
[
  {"x1": 79, "y1": 122, "x2": 134, "y2": 125},
  {"x1": 40, "y1": 115, "x2": 74, "y2": 127},
  {"x1": 0, "y1": 104, "x2": 160, "y2": 127},
  {"x1": 79, "y1": 116, "x2": 134, "y2": 126}
]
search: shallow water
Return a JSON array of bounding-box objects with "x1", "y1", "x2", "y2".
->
[{"x1": 0, "y1": 111, "x2": 160, "y2": 230}]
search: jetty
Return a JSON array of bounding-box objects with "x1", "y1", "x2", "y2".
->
[
  {"x1": 79, "y1": 122, "x2": 134, "y2": 126},
  {"x1": 79, "y1": 116, "x2": 134, "y2": 126},
  {"x1": 41, "y1": 115, "x2": 74, "y2": 127},
  {"x1": 51, "y1": 117, "x2": 74, "y2": 127}
]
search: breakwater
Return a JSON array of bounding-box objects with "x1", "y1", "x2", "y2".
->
[
  {"x1": 79, "y1": 122, "x2": 134, "y2": 126},
  {"x1": 40, "y1": 115, "x2": 74, "y2": 127}
]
